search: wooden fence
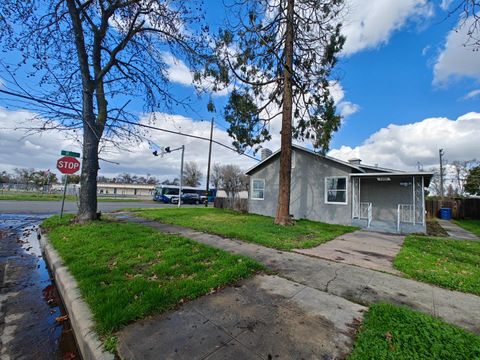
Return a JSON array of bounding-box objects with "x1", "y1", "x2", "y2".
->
[
  {"x1": 214, "y1": 197, "x2": 248, "y2": 213},
  {"x1": 426, "y1": 198, "x2": 480, "y2": 220}
]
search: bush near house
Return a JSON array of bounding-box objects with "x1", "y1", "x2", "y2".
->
[
  {"x1": 426, "y1": 219, "x2": 449, "y2": 237},
  {"x1": 394, "y1": 235, "x2": 480, "y2": 295},
  {"x1": 132, "y1": 208, "x2": 357, "y2": 251}
]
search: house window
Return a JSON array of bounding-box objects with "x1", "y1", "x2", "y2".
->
[
  {"x1": 251, "y1": 179, "x2": 265, "y2": 200},
  {"x1": 325, "y1": 177, "x2": 347, "y2": 204}
]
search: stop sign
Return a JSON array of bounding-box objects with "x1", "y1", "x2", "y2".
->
[{"x1": 57, "y1": 156, "x2": 81, "y2": 174}]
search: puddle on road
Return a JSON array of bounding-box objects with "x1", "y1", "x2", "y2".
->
[{"x1": 0, "y1": 214, "x2": 80, "y2": 360}]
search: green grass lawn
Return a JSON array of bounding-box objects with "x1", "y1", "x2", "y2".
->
[
  {"x1": 349, "y1": 302, "x2": 480, "y2": 359},
  {"x1": 42, "y1": 215, "x2": 262, "y2": 338},
  {"x1": 0, "y1": 192, "x2": 146, "y2": 202},
  {"x1": 132, "y1": 207, "x2": 357, "y2": 251},
  {"x1": 454, "y1": 219, "x2": 480, "y2": 237},
  {"x1": 0, "y1": 192, "x2": 77, "y2": 201},
  {"x1": 394, "y1": 235, "x2": 480, "y2": 295}
]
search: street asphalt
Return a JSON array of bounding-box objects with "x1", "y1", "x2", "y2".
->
[
  {"x1": 0, "y1": 214, "x2": 79, "y2": 359},
  {"x1": 0, "y1": 200, "x2": 182, "y2": 215}
]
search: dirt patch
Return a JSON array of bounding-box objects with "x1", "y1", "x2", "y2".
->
[
  {"x1": 426, "y1": 219, "x2": 449, "y2": 237},
  {"x1": 356, "y1": 250, "x2": 394, "y2": 261}
]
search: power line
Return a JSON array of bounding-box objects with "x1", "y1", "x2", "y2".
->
[{"x1": 0, "y1": 88, "x2": 259, "y2": 161}]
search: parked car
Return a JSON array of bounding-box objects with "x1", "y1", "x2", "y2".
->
[{"x1": 171, "y1": 193, "x2": 201, "y2": 205}]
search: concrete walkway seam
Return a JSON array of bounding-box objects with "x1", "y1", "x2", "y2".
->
[{"x1": 39, "y1": 231, "x2": 115, "y2": 360}]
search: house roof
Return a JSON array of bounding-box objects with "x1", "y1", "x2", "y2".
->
[
  {"x1": 245, "y1": 144, "x2": 400, "y2": 175},
  {"x1": 350, "y1": 172, "x2": 434, "y2": 187},
  {"x1": 357, "y1": 164, "x2": 403, "y2": 173}
]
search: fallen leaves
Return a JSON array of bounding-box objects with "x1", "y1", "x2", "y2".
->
[
  {"x1": 385, "y1": 331, "x2": 395, "y2": 351},
  {"x1": 56, "y1": 315, "x2": 69, "y2": 323}
]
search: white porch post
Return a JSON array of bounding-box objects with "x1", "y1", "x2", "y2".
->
[
  {"x1": 412, "y1": 176, "x2": 415, "y2": 225},
  {"x1": 422, "y1": 176, "x2": 425, "y2": 226},
  {"x1": 351, "y1": 176, "x2": 355, "y2": 218}
]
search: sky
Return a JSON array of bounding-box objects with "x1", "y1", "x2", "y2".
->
[{"x1": 0, "y1": 0, "x2": 479, "y2": 183}]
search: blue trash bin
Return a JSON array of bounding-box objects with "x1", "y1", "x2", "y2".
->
[{"x1": 439, "y1": 208, "x2": 452, "y2": 220}]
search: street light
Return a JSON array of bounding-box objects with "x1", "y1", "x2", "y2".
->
[{"x1": 153, "y1": 145, "x2": 184, "y2": 208}]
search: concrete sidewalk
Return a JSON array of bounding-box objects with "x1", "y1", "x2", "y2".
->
[
  {"x1": 437, "y1": 219, "x2": 479, "y2": 241},
  {"x1": 116, "y1": 214, "x2": 480, "y2": 335},
  {"x1": 117, "y1": 275, "x2": 366, "y2": 360},
  {"x1": 294, "y1": 231, "x2": 404, "y2": 275}
]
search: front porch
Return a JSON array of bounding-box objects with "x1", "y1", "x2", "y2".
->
[
  {"x1": 351, "y1": 173, "x2": 431, "y2": 234},
  {"x1": 352, "y1": 218, "x2": 425, "y2": 234}
]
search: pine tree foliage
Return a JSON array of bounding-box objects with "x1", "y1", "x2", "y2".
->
[{"x1": 214, "y1": 0, "x2": 346, "y2": 154}]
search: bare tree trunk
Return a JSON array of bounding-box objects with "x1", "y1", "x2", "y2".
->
[
  {"x1": 67, "y1": 0, "x2": 108, "y2": 222},
  {"x1": 77, "y1": 91, "x2": 100, "y2": 222},
  {"x1": 274, "y1": 0, "x2": 294, "y2": 226}
]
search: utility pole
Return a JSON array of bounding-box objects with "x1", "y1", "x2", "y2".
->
[
  {"x1": 439, "y1": 149, "x2": 445, "y2": 201},
  {"x1": 178, "y1": 145, "x2": 185, "y2": 208},
  {"x1": 46, "y1": 170, "x2": 51, "y2": 193},
  {"x1": 205, "y1": 117, "x2": 214, "y2": 207}
]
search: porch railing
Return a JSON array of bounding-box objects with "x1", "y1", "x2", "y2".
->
[
  {"x1": 397, "y1": 204, "x2": 414, "y2": 232},
  {"x1": 360, "y1": 202, "x2": 372, "y2": 228}
]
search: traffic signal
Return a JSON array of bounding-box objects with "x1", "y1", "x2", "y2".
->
[
  {"x1": 153, "y1": 150, "x2": 158, "y2": 156},
  {"x1": 165, "y1": 147, "x2": 171, "y2": 153}
]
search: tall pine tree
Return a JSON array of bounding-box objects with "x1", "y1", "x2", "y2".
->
[{"x1": 215, "y1": 0, "x2": 345, "y2": 225}]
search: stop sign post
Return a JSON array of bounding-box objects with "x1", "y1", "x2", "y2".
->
[{"x1": 57, "y1": 155, "x2": 81, "y2": 217}]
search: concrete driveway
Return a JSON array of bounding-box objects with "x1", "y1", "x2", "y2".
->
[{"x1": 295, "y1": 231, "x2": 404, "y2": 274}]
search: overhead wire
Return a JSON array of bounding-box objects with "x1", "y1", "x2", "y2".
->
[{"x1": 0, "y1": 88, "x2": 260, "y2": 161}]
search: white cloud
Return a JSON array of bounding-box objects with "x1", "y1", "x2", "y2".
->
[
  {"x1": 421, "y1": 45, "x2": 431, "y2": 56},
  {"x1": 162, "y1": 53, "x2": 231, "y2": 97},
  {"x1": 462, "y1": 89, "x2": 480, "y2": 100},
  {"x1": 0, "y1": 108, "x2": 257, "y2": 183},
  {"x1": 440, "y1": 0, "x2": 454, "y2": 10},
  {"x1": 162, "y1": 53, "x2": 194, "y2": 86},
  {"x1": 328, "y1": 112, "x2": 480, "y2": 171},
  {"x1": 338, "y1": 102, "x2": 360, "y2": 118},
  {"x1": 329, "y1": 81, "x2": 345, "y2": 104},
  {"x1": 433, "y1": 17, "x2": 480, "y2": 84},
  {"x1": 329, "y1": 81, "x2": 360, "y2": 118},
  {"x1": 0, "y1": 108, "x2": 81, "y2": 173},
  {"x1": 341, "y1": 0, "x2": 433, "y2": 55}
]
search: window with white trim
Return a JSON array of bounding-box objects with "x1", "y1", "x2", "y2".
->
[
  {"x1": 251, "y1": 179, "x2": 265, "y2": 200},
  {"x1": 325, "y1": 177, "x2": 347, "y2": 204}
]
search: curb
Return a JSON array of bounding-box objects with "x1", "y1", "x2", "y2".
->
[{"x1": 39, "y1": 230, "x2": 115, "y2": 360}]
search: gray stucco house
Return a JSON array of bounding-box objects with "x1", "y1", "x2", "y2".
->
[{"x1": 246, "y1": 145, "x2": 433, "y2": 234}]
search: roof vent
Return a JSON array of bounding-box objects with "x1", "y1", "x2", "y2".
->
[
  {"x1": 261, "y1": 148, "x2": 273, "y2": 161},
  {"x1": 348, "y1": 158, "x2": 361, "y2": 165}
]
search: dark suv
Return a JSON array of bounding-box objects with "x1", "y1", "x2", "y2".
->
[{"x1": 171, "y1": 193, "x2": 201, "y2": 205}]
